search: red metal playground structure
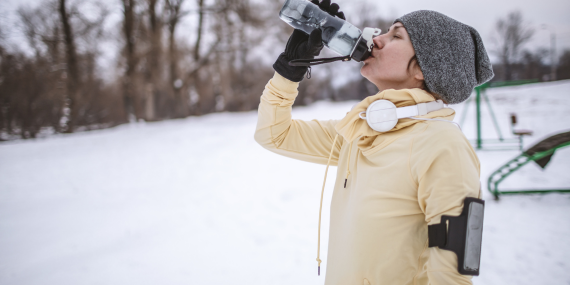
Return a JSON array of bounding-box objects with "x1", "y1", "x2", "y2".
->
[{"x1": 460, "y1": 80, "x2": 570, "y2": 200}]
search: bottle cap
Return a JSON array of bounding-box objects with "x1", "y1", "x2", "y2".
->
[{"x1": 350, "y1": 28, "x2": 381, "y2": 62}]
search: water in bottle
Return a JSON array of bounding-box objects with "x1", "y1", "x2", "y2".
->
[{"x1": 279, "y1": 0, "x2": 362, "y2": 56}]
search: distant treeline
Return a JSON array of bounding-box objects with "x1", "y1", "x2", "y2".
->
[{"x1": 0, "y1": 2, "x2": 568, "y2": 140}]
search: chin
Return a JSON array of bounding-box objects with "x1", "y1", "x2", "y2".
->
[
  {"x1": 360, "y1": 64, "x2": 378, "y2": 83},
  {"x1": 360, "y1": 64, "x2": 371, "y2": 78}
]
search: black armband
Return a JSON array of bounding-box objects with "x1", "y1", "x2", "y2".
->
[{"x1": 428, "y1": 197, "x2": 485, "y2": 276}]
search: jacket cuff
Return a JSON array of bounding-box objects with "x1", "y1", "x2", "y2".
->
[
  {"x1": 272, "y1": 72, "x2": 299, "y2": 90},
  {"x1": 267, "y1": 72, "x2": 300, "y2": 101}
]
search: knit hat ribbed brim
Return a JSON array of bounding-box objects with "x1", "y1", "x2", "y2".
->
[{"x1": 394, "y1": 10, "x2": 494, "y2": 104}]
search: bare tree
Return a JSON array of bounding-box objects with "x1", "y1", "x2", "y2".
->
[
  {"x1": 491, "y1": 11, "x2": 534, "y2": 80},
  {"x1": 141, "y1": 0, "x2": 162, "y2": 121},
  {"x1": 557, "y1": 49, "x2": 570, "y2": 80},
  {"x1": 121, "y1": 0, "x2": 139, "y2": 122},
  {"x1": 58, "y1": 0, "x2": 81, "y2": 132},
  {"x1": 190, "y1": 0, "x2": 207, "y2": 115},
  {"x1": 519, "y1": 48, "x2": 549, "y2": 80},
  {"x1": 0, "y1": 0, "x2": 115, "y2": 139},
  {"x1": 194, "y1": 0, "x2": 205, "y2": 61},
  {"x1": 14, "y1": 2, "x2": 65, "y2": 136},
  {"x1": 3, "y1": 0, "x2": 355, "y2": 140},
  {"x1": 165, "y1": 0, "x2": 187, "y2": 118}
]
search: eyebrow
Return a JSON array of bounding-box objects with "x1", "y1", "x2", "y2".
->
[
  {"x1": 393, "y1": 26, "x2": 404, "y2": 31},
  {"x1": 387, "y1": 25, "x2": 404, "y2": 34}
]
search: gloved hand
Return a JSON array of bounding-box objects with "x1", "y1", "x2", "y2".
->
[{"x1": 273, "y1": 0, "x2": 346, "y2": 82}]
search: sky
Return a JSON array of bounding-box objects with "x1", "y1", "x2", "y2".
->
[
  {"x1": 2, "y1": 0, "x2": 570, "y2": 64},
  {"x1": 368, "y1": 0, "x2": 570, "y2": 56}
]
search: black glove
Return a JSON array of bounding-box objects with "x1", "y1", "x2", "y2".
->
[{"x1": 273, "y1": 0, "x2": 346, "y2": 82}]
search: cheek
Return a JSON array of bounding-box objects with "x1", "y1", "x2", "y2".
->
[
  {"x1": 361, "y1": 44, "x2": 415, "y2": 81},
  {"x1": 377, "y1": 51, "x2": 412, "y2": 78},
  {"x1": 381, "y1": 51, "x2": 408, "y2": 72},
  {"x1": 361, "y1": 57, "x2": 396, "y2": 80},
  {"x1": 360, "y1": 60, "x2": 380, "y2": 80}
]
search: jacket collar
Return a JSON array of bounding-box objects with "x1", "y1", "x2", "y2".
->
[{"x1": 334, "y1": 88, "x2": 455, "y2": 155}]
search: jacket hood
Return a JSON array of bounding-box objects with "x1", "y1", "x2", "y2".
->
[{"x1": 335, "y1": 88, "x2": 455, "y2": 155}]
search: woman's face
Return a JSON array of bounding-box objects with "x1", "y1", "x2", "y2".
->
[{"x1": 360, "y1": 23, "x2": 423, "y2": 91}]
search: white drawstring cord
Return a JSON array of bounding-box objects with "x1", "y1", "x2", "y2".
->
[
  {"x1": 410, "y1": 117, "x2": 462, "y2": 131},
  {"x1": 344, "y1": 141, "x2": 353, "y2": 188},
  {"x1": 316, "y1": 133, "x2": 339, "y2": 276}
]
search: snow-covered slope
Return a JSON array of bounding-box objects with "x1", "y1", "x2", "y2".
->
[{"x1": 1, "y1": 80, "x2": 569, "y2": 284}]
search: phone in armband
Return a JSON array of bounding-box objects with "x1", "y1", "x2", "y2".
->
[{"x1": 428, "y1": 197, "x2": 485, "y2": 275}]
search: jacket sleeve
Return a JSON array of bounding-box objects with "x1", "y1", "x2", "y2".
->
[
  {"x1": 412, "y1": 123, "x2": 481, "y2": 285},
  {"x1": 254, "y1": 72, "x2": 342, "y2": 166}
]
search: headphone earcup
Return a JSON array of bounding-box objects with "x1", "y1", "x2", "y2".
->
[{"x1": 365, "y1": 100, "x2": 398, "y2": 132}]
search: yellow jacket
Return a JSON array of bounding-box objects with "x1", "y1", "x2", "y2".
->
[{"x1": 255, "y1": 73, "x2": 480, "y2": 285}]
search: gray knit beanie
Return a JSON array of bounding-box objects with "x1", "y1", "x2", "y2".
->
[{"x1": 394, "y1": 10, "x2": 494, "y2": 104}]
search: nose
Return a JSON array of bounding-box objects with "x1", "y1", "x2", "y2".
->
[{"x1": 372, "y1": 34, "x2": 385, "y2": 50}]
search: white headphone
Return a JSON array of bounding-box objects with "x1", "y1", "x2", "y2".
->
[{"x1": 358, "y1": 99, "x2": 460, "y2": 132}]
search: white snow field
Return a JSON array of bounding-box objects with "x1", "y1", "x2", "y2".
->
[{"x1": 1, "y1": 80, "x2": 569, "y2": 285}]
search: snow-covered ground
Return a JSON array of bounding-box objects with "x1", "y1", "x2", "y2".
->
[{"x1": 1, "y1": 80, "x2": 569, "y2": 285}]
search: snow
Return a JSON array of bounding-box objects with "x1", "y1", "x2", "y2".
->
[{"x1": 1, "y1": 80, "x2": 570, "y2": 284}]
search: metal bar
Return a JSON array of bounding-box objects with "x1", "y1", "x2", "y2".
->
[
  {"x1": 476, "y1": 87, "x2": 482, "y2": 150},
  {"x1": 459, "y1": 95, "x2": 472, "y2": 127},
  {"x1": 487, "y1": 154, "x2": 530, "y2": 198},
  {"x1": 476, "y1": 148, "x2": 521, "y2": 151},
  {"x1": 487, "y1": 138, "x2": 570, "y2": 199},
  {"x1": 493, "y1": 156, "x2": 530, "y2": 187},
  {"x1": 471, "y1": 146, "x2": 520, "y2": 151},
  {"x1": 470, "y1": 139, "x2": 519, "y2": 143},
  {"x1": 527, "y1": 141, "x2": 570, "y2": 160},
  {"x1": 469, "y1": 80, "x2": 539, "y2": 150},
  {"x1": 487, "y1": 79, "x2": 539, "y2": 88},
  {"x1": 481, "y1": 90, "x2": 504, "y2": 141},
  {"x1": 555, "y1": 141, "x2": 570, "y2": 150},
  {"x1": 488, "y1": 155, "x2": 519, "y2": 195},
  {"x1": 498, "y1": 189, "x2": 570, "y2": 195},
  {"x1": 469, "y1": 141, "x2": 520, "y2": 151}
]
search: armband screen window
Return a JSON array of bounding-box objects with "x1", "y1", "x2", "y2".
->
[{"x1": 464, "y1": 202, "x2": 484, "y2": 272}]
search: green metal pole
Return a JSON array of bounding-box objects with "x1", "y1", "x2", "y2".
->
[
  {"x1": 459, "y1": 96, "x2": 471, "y2": 127},
  {"x1": 499, "y1": 189, "x2": 570, "y2": 195},
  {"x1": 482, "y1": 90, "x2": 504, "y2": 141},
  {"x1": 476, "y1": 87, "x2": 482, "y2": 149}
]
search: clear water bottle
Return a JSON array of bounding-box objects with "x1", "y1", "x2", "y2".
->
[{"x1": 279, "y1": 0, "x2": 380, "y2": 62}]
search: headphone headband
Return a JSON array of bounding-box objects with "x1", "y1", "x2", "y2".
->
[{"x1": 359, "y1": 100, "x2": 445, "y2": 132}]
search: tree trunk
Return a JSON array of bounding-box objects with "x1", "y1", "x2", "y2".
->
[
  {"x1": 194, "y1": 0, "x2": 205, "y2": 62},
  {"x1": 59, "y1": 0, "x2": 80, "y2": 132},
  {"x1": 122, "y1": 0, "x2": 138, "y2": 122},
  {"x1": 192, "y1": 0, "x2": 205, "y2": 115},
  {"x1": 144, "y1": 0, "x2": 160, "y2": 121},
  {"x1": 166, "y1": 0, "x2": 188, "y2": 118}
]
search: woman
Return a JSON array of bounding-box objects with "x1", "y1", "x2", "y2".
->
[{"x1": 254, "y1": 1, "x2": 493, "y2": 284}]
